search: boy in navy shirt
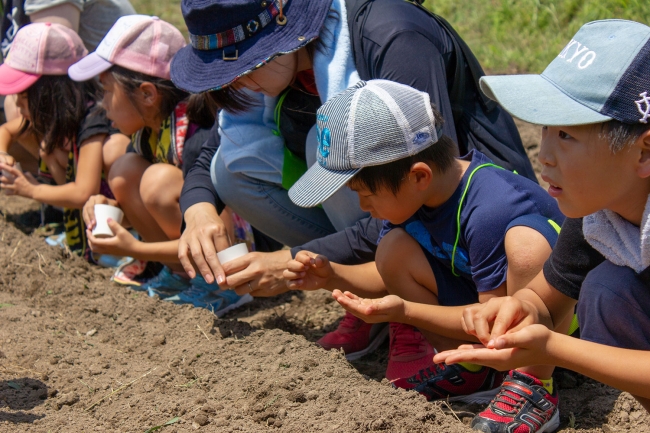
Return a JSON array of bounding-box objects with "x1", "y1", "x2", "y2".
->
[
  {"x1": 434, "y1": 19, "x2": 650, "y2": 433},
  {"x1": 286, "y1": 80, "x2": 566, "y2": 419}
]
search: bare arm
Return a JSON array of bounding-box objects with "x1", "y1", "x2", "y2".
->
[
  {"x1": 87, "y1": 220, "x2": 180, "y2": 263},
  {"x1": 461, "y1": 269, "x2": 577, "y2": 346},
  {"x1": 29, "y1": 135, "x2": 105, "y2": 208},
  {"x1": 435, "y1": 323, "x2": 650, "y2": 402}
]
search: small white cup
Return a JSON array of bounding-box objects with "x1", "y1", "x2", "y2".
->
[
  {"x1": 217, "y1": 243, "x2": 249, "y2": 264},
  {"x1": 92, "y1": 204, "x2": 124, "y2": 238}
]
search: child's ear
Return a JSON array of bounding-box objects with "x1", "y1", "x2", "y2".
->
[
  {"x1": 409, "y1": 162, "x2": 433, "y2": 190},
  {"x1": 138, "y1": 82, "x2": 159, "y2": 107},
  {"x1": 636, "y1": 129, "x2": 650, "y2": 179}
]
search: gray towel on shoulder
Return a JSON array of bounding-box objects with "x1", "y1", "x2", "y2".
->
[{"x1": 583, "y1": 195, "x2": 650, "y2": 273}]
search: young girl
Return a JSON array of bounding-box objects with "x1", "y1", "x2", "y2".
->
[
  {"x1": 0, "y1": 22, "x2": 129, "y2": 259},
  {"x1": 71, "y1": 15, "x2": 263, "y2": 317}
]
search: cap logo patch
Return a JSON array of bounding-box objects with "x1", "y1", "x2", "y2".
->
[
  {"x1": 412, "y1": 132, "x2": 430, "y2": 146},
  {"x1": 557, "y1": 39, "x2": 596, "y2": 69},
  {"x1": 635, "y1": 91, "x2": 650, "y2": 124},
  {"x1": 316, "y1": 125, "x2": 331, "y2": 166}
]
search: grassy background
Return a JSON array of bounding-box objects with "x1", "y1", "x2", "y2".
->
[
  {"x1": 424, "y1": 0, "x2": 650, "y2": 73},
  {"x1": 131, "y1": 0, "x2": 650, "y2": 74}
]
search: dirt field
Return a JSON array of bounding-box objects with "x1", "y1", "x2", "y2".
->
[{"x1": 1, "y1": 122, "x2": 649, "y2": 432}]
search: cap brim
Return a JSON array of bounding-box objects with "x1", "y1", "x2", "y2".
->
[
  {"x1": 68, "y1": 52, "x2": 113, "y2": 81},
  {"x1": 480, "y1": 74, "x2": 612, "y2": 126},
  {"x1": 289, "y1": 163, "x2": 360, "y2": 208},
  {"x1": 170, "y1": 0, "x2": 330, "y2": 93},
  {"x1": 0, "y1": 64, "x2": 40, "y2": 95}
]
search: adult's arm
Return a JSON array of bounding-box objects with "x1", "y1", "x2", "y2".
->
[
  {"x1": 290, "y1": 216, "x2": 383, "y2": 264},
  {"x1": 179, "y1": 121, "x2": 225, "y2": 216}
]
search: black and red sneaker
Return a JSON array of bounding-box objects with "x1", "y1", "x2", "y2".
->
[
  {"x1": 412, "y1": 363, "x2": 505, "y2": 404},
  {"x1": 471, "y1": 370, "x2": 560, "y2": 433}
]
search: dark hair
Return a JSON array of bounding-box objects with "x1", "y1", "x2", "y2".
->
[
  {"x1": 207, "y1": 10, "x2": 337, "y2": 113},
  {"x1": 21, "y1": 75, "x2": 100, "y2": 154},
  {"x1": 599, "y1": 120, "x2": 650, "y2": 153},
  {"x1": 349, "y1": 105, "x2": 457, "y2": 195},
  {"x1": 110, "y1": 65, "x2": 187, "y2": 121},
  {"x1": 185, "y1": 93, "x2": 218, "y2": 128}
]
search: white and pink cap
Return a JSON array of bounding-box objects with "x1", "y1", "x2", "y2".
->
[
  {"x1": 0, "y1": 22, "x2": 87, "y2": 95},
  {"x1": 69, "y1": 15, "x2": 186, "y2": 81}
]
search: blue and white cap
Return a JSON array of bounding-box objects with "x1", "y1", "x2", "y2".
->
[
  {"x1": 289, "y1": 80, "x2": 440, "y2": 208},
  {"x1": 481, "y1": 19, "x2": 650, "y2": 126}
]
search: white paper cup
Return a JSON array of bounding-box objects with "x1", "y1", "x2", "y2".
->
[
  {"x1": 92, "y1": 204, "x2": 124, "y2": 238},
  {"x1": 217, "y1": 243, "x2": 249, "y2": 264}
]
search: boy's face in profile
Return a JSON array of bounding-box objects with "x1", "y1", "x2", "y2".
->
[
  {"x1": 349, "y1": 180, "x2": 423, "y2": 225},
  {"x1": 539, "y1": 123, "x2": 642, "y2": 218}
]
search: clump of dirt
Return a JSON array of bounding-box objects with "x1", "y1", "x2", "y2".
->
[{"x1": 1, "y1": 122, "x2": 649, "y2": 432}]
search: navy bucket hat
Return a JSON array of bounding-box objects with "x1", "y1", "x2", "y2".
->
[{"x1": 171, "y1": 0, "x2": 332, "y2": 93}]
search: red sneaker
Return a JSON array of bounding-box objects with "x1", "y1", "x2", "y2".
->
[
  {"x1": 471, "y1": 370, "x2": 560, "y2": 433},
  {"x1": 316, "y1": 312, "x2": 388, "y2": 361},
  {"x1": 411, "y1": 362, "x2": 504, "y2": 403},
  {"x1": 385, "y1": 323, "x2": 436, "y2": 390}
]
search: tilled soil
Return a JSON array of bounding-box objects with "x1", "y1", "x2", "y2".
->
[{"x1": 1, "y1": 122, "x2": 649, "y2": 432}]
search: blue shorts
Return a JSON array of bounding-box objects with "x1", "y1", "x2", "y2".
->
[
  {"x1": 578, "y1": 260, "x2": 650, "y2": 350},
  {"x1": 421, "y1": 214, "x2": 561, "y2": 307}
]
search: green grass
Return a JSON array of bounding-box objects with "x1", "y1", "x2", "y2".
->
[
  {"x1": 423, "y1": 0, "x2": 650, "y2": 73},
  {"x1": 130, "y1": 0, "x2": 650, "y2": 73}
]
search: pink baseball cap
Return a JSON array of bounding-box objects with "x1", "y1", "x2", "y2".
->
[
  {"x1": 0, "y1": 22, "x2": 87, "y2": 95},
  {"x1": 69, "y1": 15, "x2": 186, "y2": 81}
]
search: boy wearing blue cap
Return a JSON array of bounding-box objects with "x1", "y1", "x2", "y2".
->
[
  {"x1": 285, "y1": 79, "x2": 565, "y2": 422},
  {"x1": 433, "y1": 19, "x2": 650, "y2": 432}
]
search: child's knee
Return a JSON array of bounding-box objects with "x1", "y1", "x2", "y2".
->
[
  {"x1": 108, "y1": 153, "x2": 148, "y2": 196},
  {"x1": 102, "y1": 134, "x2": 129, "y2": 172},
  {"x1": 376, "y1": 229, "x2": 425, "y2": 284},
  {"x1": 140, "y1": 163, "x2": 183, "y2": 208},
  {"x1": 504, "y1": 226, "x2": 552, "y2": 291}
]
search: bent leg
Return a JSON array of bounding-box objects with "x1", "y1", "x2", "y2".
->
[
  {"x1": 376, "y1": 228, "x2": 474, "y2": 351},
  {"x1": 505, "y1": 224, "x2": 564, "y2": 382},
  {"x1": 102, "y1": 133, "x2": 130, "y2": 176},
  {"x1": 140, "y1": 163, "x2": 184, "y2": 240},
  {"x1": 109, "y1": 153, "x2": 167, "y2": 243},
  {"x1": 213, "y1": 150, "x2": 336, "y2": 247},
  {"x1": 579, "y1": 261, "x2": 650, "y2": 411}
]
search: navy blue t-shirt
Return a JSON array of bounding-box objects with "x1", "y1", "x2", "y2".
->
[{"x1": 378, "y1": 151, "x2": 564, "y2": 294}]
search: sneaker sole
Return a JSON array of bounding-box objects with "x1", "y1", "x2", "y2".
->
[
  {"x1": 344, "y1": 324, "x2": 390, "y2": 361},
  {"x1": 472, "y1": 408, "x2": 560, "y2": 433},
  {"x1": 212, "y1": 293, "x2": 254, "y2": 318},
  {"x1": 448, "y1": 387, "x2": 501, "y2": 404}
]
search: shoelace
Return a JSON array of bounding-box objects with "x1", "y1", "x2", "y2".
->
[
  {"x1": 491, "y1": 386, "x2": 526, "y2": 415},
  {"x1": 409, "y1": 362, "x2": 447, "y2": 384},
  {"x1": 389, "y1": 323, "x2": 426, "y2": 358}
]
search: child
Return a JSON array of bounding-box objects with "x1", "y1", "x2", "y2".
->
[
  {"x1": 433, "y1": 19, "x2": 650, "y2": 431},
  {"x1": 70, "y1": 15, "x2": 253, "y2": 317},
  {"x1": 284, "y1": 80, "x2": 565, "y2": 412},
  {"x1": 0, "y1": 22, "x2": 129, "y2": 259}
]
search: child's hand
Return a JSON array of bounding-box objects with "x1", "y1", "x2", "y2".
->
[
  {"x1": 86, "y1": 218, "x2": 137, "y2": 256},
  {"x1": 283, "y1": 250, "x2": 333, "y2": 291},
  {"x1": 0, "y1": 162, "x2": 37, "y2": 197},
  {"x1": 82, "y1": 195, "x2": 117, "y2": 229},
  {"x1": 332, "y1": 290, "x2": 405, "y2": 323},
  {"x1": 433, "y1": 324, "x2": 554, "y2": 371},
  {"x1": 461, "y1": 295, "x2": 540, "y2": 347}
]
